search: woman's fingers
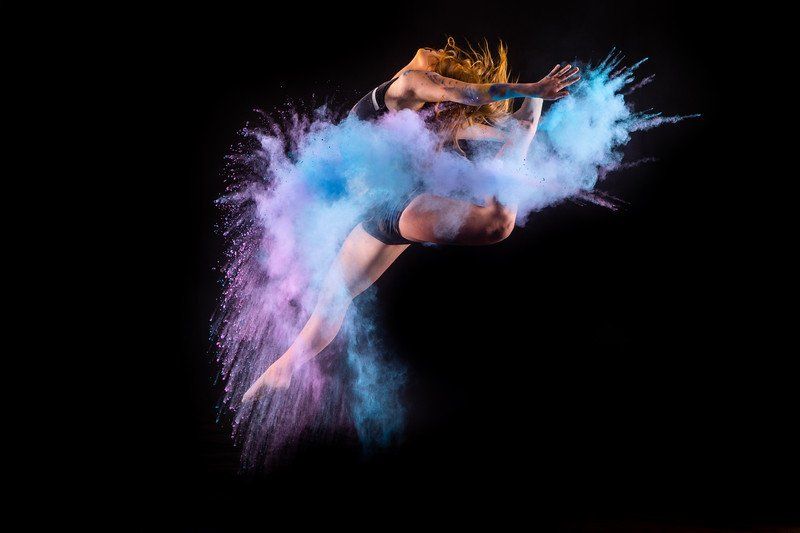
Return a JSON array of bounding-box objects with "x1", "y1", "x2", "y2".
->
[
  {"x1": 560, "y1": 75, "x2": 581, "y2": 88},
  {"x1": 545, "y1": 65, "x2": 580, "y2": 92},
  {"x1": 556, "y1": 64, "x2": 573, "y2": 76},
  {"x1": 558, "y1": 67, "x2": 579, "y2": 80}
]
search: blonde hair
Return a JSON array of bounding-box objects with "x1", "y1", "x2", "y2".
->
[{"x1": 426, "y1": 37, "x2": 514, "y2": 149}]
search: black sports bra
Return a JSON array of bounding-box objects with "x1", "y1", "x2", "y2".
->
[{"x1": 350, "y1": 77, "x2": 399, "y2": 120}]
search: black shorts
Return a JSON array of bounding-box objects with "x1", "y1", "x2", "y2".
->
[{"x1": 360, "y1": 194, "x2": 417, "y2": 245}]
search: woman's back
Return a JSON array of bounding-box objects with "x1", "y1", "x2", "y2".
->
[{"x1": 349, "y1": 77, "x2": 400, "y2": 120}]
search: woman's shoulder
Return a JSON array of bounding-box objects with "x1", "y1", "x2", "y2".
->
[{"x1": 385, "y1": 71, "x2": 430, "y2": 111}]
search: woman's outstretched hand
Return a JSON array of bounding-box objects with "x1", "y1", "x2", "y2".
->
[
  {"x1": 531, "y1": 64, "x2": 580, "y2": 100},
  {"x1": 242, "y1": 356, "x2": 294, "y2": 402}
]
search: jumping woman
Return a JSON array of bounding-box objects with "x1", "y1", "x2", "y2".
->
[{"x1": 243, "y1": 39, "x2": 580, "y2": 400}]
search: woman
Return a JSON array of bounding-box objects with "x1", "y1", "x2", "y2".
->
[{"x1": 243, "y1": 39, "x2": 579, "y2": 399}]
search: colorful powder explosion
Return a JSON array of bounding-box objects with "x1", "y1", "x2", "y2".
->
[{"x1": 212, "y1": 54, "x2": 697, "y2": 468}]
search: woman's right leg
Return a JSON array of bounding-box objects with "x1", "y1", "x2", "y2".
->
[
  {"x1": 399, "y1": 193, "x2": 517, "y2": 245},
  {"x1": 243, "y1": 224, "x2": 409, "y2": 400}
]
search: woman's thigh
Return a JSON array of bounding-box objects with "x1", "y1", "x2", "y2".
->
[
  {"x1": 331, "y1": 224, "x2": 410, "y2": 299},
  {"x1": 398, "y1": 193, "x2": 513, "y2": 245}
]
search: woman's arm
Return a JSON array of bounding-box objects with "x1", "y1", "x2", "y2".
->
[
  {"x1": 497, "y1": 97, "x2": 543, "y2": 160},
  {"x1": 456, "y1": 98, "x2": 543, "y2": 155},
  {"x1": 504, "y1": 96, "x2": 544, "y2": 125},
  {"x1": 474, "y1": 98, "x2": 544, "y2": 225},
  {"x1": 457, "y1": 123, "x2": 510, "y2": 142},
  {"x1": 388, "y1": 64, "x2": 579, "y2": 108}
]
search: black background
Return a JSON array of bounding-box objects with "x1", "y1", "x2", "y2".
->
[{"x1": 122, "y1": 1, "x2": 796, "y2": 529}]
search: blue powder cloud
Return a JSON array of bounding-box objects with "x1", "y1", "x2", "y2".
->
[{"x1": 213, "y1": 53, "x2": 697, "y2": 468}]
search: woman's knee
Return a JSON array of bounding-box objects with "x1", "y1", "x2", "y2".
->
[
  {"x1": 476, "y1": 206, "x2": 515, "y2": 244},
  {"x1": 398, "y1": 194, "x2": 515, "y2": 245}
]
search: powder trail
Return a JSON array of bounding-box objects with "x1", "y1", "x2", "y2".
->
[{"x1": 212, "y1": 53, "x2": 696, "y2": 468}]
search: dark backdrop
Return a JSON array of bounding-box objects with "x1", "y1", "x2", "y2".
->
[{"x1": 129, "y1": 1, "x2": 795, "y2": 529}]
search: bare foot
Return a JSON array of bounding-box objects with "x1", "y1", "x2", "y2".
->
[{"x1": 242, "y1": 356, "x2": 294, "y2": 402}]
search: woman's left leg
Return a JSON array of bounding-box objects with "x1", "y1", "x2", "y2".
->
[{"x1": 243, "y1": 224, "x2": 409, "y2": 400}]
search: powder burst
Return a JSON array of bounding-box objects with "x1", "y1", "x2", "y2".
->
[{"x1": 212, "y1": 52, "x2": 696, "y2": 468}]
